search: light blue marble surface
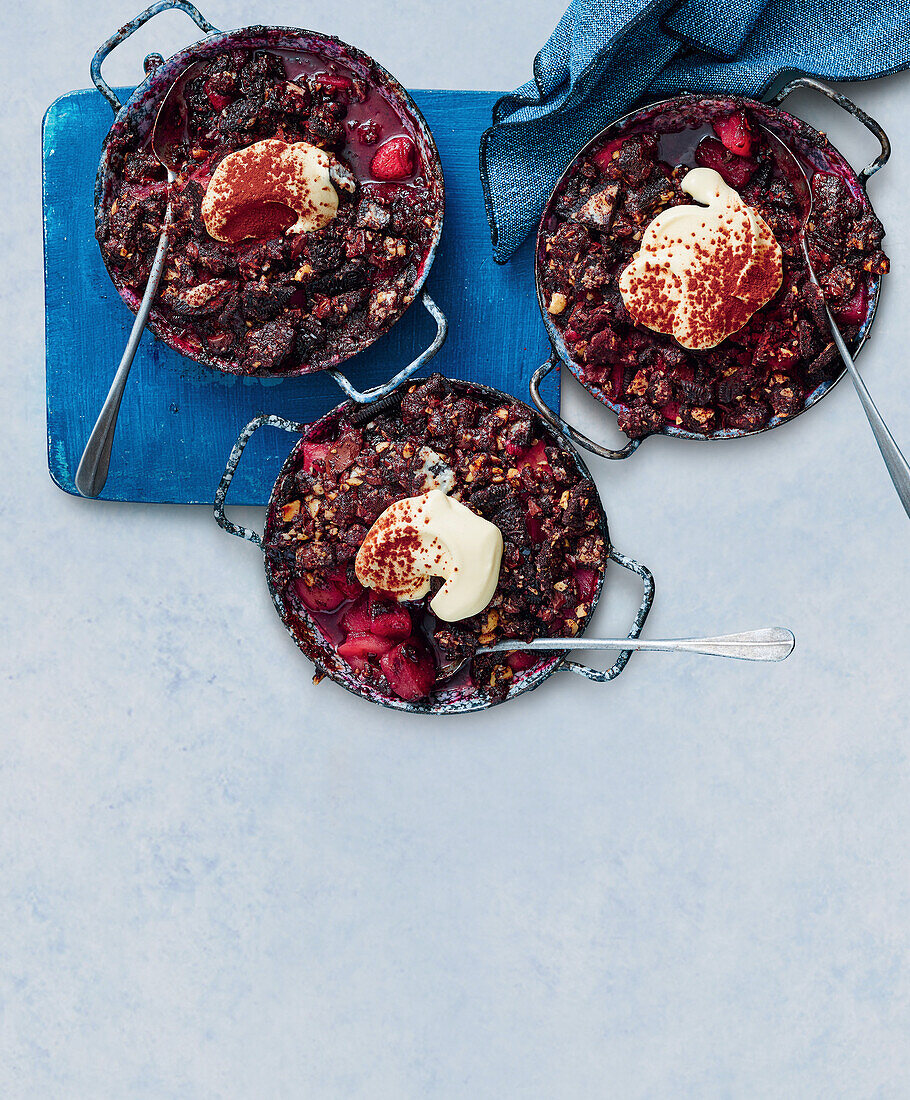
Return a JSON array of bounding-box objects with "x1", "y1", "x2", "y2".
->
[{"x1": 3, "y1": 1, "x2": 910, "y2": 1095}]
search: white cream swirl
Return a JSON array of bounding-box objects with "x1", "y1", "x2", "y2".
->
[
  {"x1": 201, "y1": 139, "x2": 339, "y2": 243},
  {"x1": 354, "y1": 490, "x2": 503, "y2": 622},
  {"x1": 618, "y1": 167, "x2": 783, "y2": 350}
]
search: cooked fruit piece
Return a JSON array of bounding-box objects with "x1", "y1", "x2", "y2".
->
[
  {"x1": 380, "y1": 638, "x2": 436, "y2": 700},
  {"x1": 712, "y1": 111, "x2": 755, "y2": 157},
  {"x1": 693, "y1": 137, "x2": 758, "y2": 188},
  {"x1": 370, "y1": 136, "x2": 417, "y2": 181},
  {"x1": 366, "y1": 593, "x2": 413, "y2": 639},
  {"x1": 302, "y1": 442, "x2": 330, "y2": 473},
  {"x1": 834, "y1": 283, "x2": 868, "y2": 325},
  {"x1": 340, "y1": 595, "x2": 373, "y2": 634},
  {"x1": 293, "y1": 576, "x2": 345, "y2": 612},
  {"x1": 338, "y1": 632, "x2": 396, "y2": 672},
  {"x1": 516, "y1": 440, "x2": 549, "y2": 470}
]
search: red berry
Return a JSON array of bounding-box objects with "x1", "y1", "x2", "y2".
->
[
  {"x1": 369, "y1": 136, "x2": 417, "y2": 181},
  {"x1": 712, "y1": 111, "x2": 754, "y2": 157},
  {"x1": 694, "y1": 137, "x2": 757, "y2": 189},
  {"x1": 575, "y1": 568, "x2": 599, "y2": 604},
  {"x1": 302, "y1": 441, "x2": 330, "y2": 473},
  {"x1": 515, "y1": 440, "x2": 550, "y2": 471},
  {"x1": 354, "y1": 119, "x2": 381, "y2": 145}
]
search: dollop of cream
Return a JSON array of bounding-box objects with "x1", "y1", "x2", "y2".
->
[
  {"x1": 201, "y1": 139, "x2": 339, "y2": 243},
  {"x1": 618, "y1": 167, "x2": 783, "y2": 351},
  {"x1": 354, "y1": 490, "x2": 503, "y2": 622}
]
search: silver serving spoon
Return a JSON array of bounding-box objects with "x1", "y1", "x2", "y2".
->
[
  {"x1": 437, "y1": 626, "x2": 795, "y2": 681},
  {"x1": 76, "y1": 63, "x2": 203, "y2": 498},
  {"x1": 482, "y1": 626, "x2": 794, "y2": 660},
  {"x1": 760, "y1": 125, "x2": 910, "y2": 518}
]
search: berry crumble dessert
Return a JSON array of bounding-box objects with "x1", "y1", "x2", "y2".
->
[
  {"x1": 263, "y1": 375, "x2": 607, "y2": 704},
  {"x1": 539, "y1": 99, "x2": 888, "y2": 439},
  {"x1": 96, "y1": 42, "x2": 442, "y2": 375}
]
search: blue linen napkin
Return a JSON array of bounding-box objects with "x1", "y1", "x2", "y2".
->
[{"x1": 480, "y1": 0, "x2": 910, "y2": 262}]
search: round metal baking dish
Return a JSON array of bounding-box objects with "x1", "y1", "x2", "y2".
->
[
  {"x1": 91, "y1": 0, "x2": 446, "y2": 402},
  {"x1": 213, "y1": 378, "x2": 655, "y2": 714},
  {"x1": 529, "y1": 77, "x2": 890, "y2": 459}
]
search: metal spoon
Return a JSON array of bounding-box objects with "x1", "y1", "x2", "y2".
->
[
  {"x1": 483, "y1": 626, "x2": 794, "y2": 660},
  {"x1": 75, "y1": 62, "x2": 203, "y2": 498},
  {"x1": 437, "y1": 626, "x2": 795, "y2": 681},
  {"x1": 760, "y1": 125, "x2": 910, "y2": 519}
]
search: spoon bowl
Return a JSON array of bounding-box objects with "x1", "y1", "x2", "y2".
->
[{"x1": 151, "y1": 60, "x2": 206, "y2": 171}]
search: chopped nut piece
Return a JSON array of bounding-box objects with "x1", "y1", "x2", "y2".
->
[
  {"x1": 482, "y1": 610, "x2": 499, "y2": 634},
  {"x1": 548, "y1": 292, "x2": 568, "y2": 315},
  {"x1": 629, "y1": 370, "x2": 648, "y2": 396}
]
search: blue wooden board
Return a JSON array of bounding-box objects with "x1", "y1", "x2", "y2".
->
[{"x1": 43, "y1": 87, "x2": 557, "y2": 505}]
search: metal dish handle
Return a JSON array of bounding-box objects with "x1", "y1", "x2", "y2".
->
[
  {"x1": 213, "y1": 413, "x2": 305, "y2": 546},
  {"x1": 326, "y1": 292, "x2": 447, "y2": 403},
  {"x1": 767, "y1": 75, "x2": 890, "y2": 183},
  {"x1": 530, "y1": 354, "x2": 642, "y2": 460},
  {"x1": 91, "y1": 0, "x2": 219, "y2": 113},
  {"x1": 559, "y1": 547, "x2": 655, "y2": 682}
]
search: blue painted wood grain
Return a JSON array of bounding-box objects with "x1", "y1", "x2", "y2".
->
[{"x1": 43, "y1": 87, "x2": 557, "y2": 505}]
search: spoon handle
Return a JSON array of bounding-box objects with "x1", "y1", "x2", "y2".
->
[
  {"x1": 825, "y1": 307, "x2": 910, "y2": 519},
  {"x1": 75, "y1": 196, "x2": 173, "y2": 498},
  {"x1": 484, "y1": 627, "x2": 795, "y2": 662}
]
